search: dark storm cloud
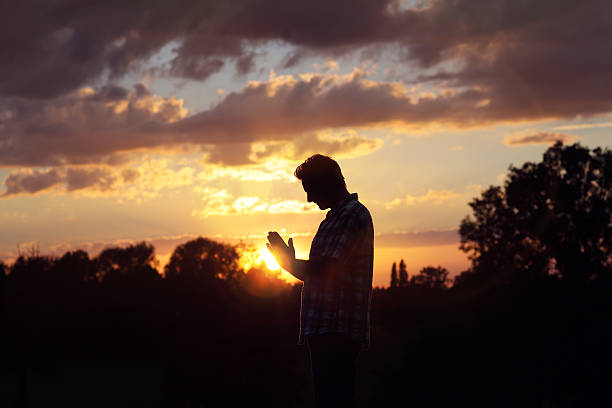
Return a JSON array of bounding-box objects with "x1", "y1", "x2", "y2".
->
[
  {"x1": 1, "y1": 0, "x2": 611, "y2": 172},
  {"x1": 1, "y1": 0, "x2": 408, "y2": 98},
  {"x1": 4, "y1": 0, "x2": 611, "y2": 106},
  {"x1": 0, "y1": 0, "x2": 213, "y2": 99}
]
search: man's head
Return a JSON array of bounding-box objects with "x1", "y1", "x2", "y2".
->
[{"x1": 294, "y1": 154, "x2": 347, "y2": 210}]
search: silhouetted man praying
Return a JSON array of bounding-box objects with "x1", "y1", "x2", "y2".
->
[{"x1": 267, "y1": 154, "x2": 374, "y2": 408}]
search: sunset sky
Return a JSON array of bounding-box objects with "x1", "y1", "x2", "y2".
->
[{"x1": 1, "y1": 0, "x2": 610, "y2": 287}]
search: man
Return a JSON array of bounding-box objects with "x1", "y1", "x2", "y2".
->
[{"x1": 266, "y1": 154, "x2": 374, "y2": 407}]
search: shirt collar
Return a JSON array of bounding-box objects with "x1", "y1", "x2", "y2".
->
[{"x1": 326, "y1": 192, "x2": 358, "y2": 218}]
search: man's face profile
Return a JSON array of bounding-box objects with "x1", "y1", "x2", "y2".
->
[{"x1": 302, "y1": 181, "x2": 329, "y2": 210}]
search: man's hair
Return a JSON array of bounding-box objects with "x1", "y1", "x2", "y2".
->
[{"x1": 294, "y1": 154, "x2": 346, "y2": 189}]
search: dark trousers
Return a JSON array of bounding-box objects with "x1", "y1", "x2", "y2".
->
[{"x1": 307, "y1": 332, "x2": 362, "y2": 408}]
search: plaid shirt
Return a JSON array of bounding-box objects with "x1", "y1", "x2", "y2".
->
[{"x1": 298, "y1": 192, "x2": 374, "y2": 348}]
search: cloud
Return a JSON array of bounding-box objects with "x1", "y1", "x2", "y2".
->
[
  {"x1": 553, "y1": 122, "x2": 612, "y2": 131},
  {"x1": 0, "y1": 84, "x2": 187, "y2": 167},
  {"x1": 384, "y1": 188, "x2": 459, "y2": 209},
  {"x1": 121, "y1": 168, "x2": 141, "y2": 183},
  {"x1": 65, "y1": 167, "x2": 117, "y2": 192},
  {"x1": 1, "y1": 63, "x2": 596, "y2": 175},
  {"x1": 2, "y1": 0, "x2": 612, "y2": 175},
  {"x1": 2, "y1": 72, "x2": 394, "y2": 168},
  {"x1": 0, "y1": 168, "x2": 63, "y2": 197},
  {"x1": 192, "y1": 187, "x2": 317, "y2": 218},
  {"x1": 0, "y1": 166, "x2": 120, "y2": 198},
  {"x1": 251, "y1": 130, "x2": 383, "y2": 163},
  {"x1": 1, "y1": 159, "x2": 195, "y2": 199},
  {"x1": 172, "y1": 68, "x2": 483, "y2": 143},
  {"x1": 2, "y1": 0, "x2": 610, "y2": 118},
  {"x1": 1, "y1": 0, "x2": 404, "y2": 99},
  {"x1": 504, "y1": 130, "x2": 580, "y2": 146}
]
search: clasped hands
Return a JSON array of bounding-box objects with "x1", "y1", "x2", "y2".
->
[{"x1": 266, "y1": 231, "x2": 295, "y2": 271}]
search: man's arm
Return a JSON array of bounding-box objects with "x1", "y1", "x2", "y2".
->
[
  {"x1": 266, "y1": 231, "x2": 344, "y2": 282},
  {"x1": 286, "y1": 258, "x2": 308, "y2": 281},
  {"x1": 286, "y1": 257, "x2": 343, "y2": 282}
]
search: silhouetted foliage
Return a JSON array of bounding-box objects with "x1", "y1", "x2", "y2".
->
[
  {"x1": 409, "y1": 265, "x2": 450, "y2": 289},
  {"x1": 390, "y1": 262, "x2": 398, "y2": 288},
  {"x1": 53, "y1": 249, "x2": 96, "y2": 284},
  {"x1": 398, "y1": 259, "x2": 408, "y2": 288},
  {"x1": 96, "y1": 241, "x2": 160, "y2": 283},
  {"x1": 457, "y1": 142, "x2": 612, "y2": 289},
  {"x1": 164, "y1": 236, "x2": 242, "y2": 285},
  {"x1": 8, "y1": 253, "x2": 55, "y2": 293}
]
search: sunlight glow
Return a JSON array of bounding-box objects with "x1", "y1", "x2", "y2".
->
[
  {"x1": 259, "y1": 247, "x2": 281, "y2": 271},
  {"x1": 238, "y1": 246, "x2": 299, "y2": 284}
]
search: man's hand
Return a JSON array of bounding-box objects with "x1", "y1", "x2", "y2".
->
[{"x1": 266, "y1": 231, "x2": 295, "y2": 271}]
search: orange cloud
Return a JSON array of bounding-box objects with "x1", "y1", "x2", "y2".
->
[{"x1": 504, "y1": 130, "x2": 580, "y2": 146}]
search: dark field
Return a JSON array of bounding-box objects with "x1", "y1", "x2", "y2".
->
[{"x1": 2, "y1": 266, "x2": 611, "y2": 407}]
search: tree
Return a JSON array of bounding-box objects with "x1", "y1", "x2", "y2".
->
[
  {"x1": 458, "y1": 142, "x2": 611, "y2": 287},
  {"x1": 164, "y1": 237, "x2": 242, "y2": 285},
  {"x1": 95, "y1": 241, "x2": 160, "y2": 283},
  {"x1": 52, "y1": 249, "x2": 96, "y2": 284},
  {"x1": 410, "y1": 266, "x2": 450, "y2": 289},
  {"x1": 9, "y1": 253, "x2": 54, "y2": 282},
  {"x1": 390, "y1": 262, "x2": 398, "y2": 288},
  {"x1": 398, "y1": 259, "x2": 408, "y2": 288}
]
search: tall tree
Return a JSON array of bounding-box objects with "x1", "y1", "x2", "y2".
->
[
  {"x1": 390, "y1": 262, "x2": 398, "y2": 288},
  {"x1": 398, "y1": 259, "x2": 408, "y2": 288},
  {"x1": 458, "y1": 142, "x2": 612, "y2": 287}
]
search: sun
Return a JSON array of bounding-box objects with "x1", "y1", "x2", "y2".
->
[{"x1": 259, "y1": 247, "x2": 281, "y2": 271}]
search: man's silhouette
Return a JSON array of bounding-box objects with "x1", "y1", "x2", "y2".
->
[{"x1": 267, "y1": 154, "x2": 374, "y2": 407}]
